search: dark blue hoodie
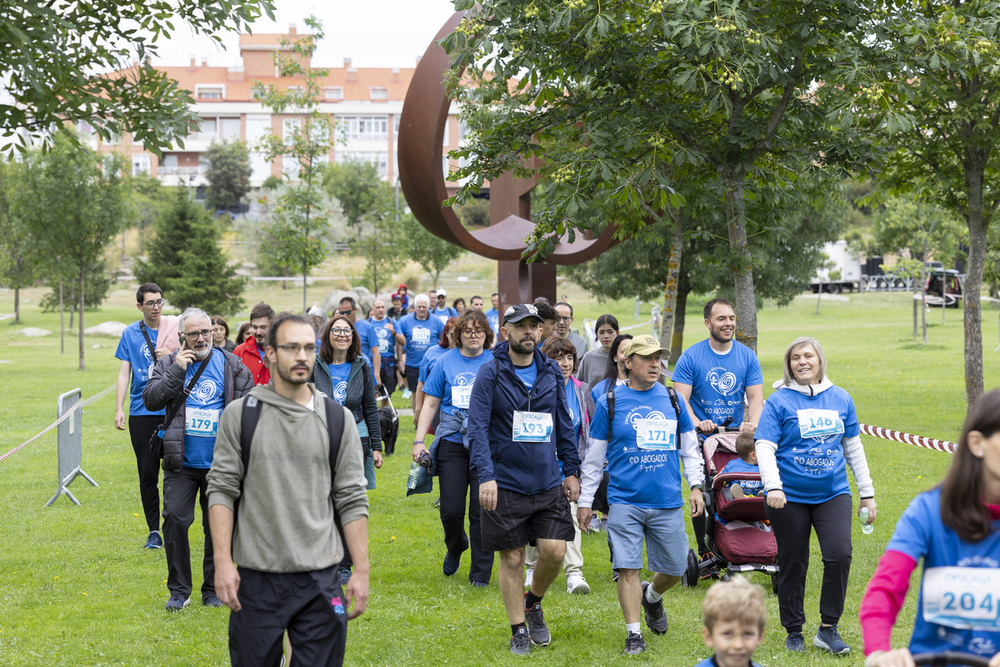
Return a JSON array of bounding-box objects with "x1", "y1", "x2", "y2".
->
[{"x1": 467, "y1": 341, "x2": 581, "y2": 495}]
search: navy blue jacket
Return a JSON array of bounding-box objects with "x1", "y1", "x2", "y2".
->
[{"x1": 468, "y1": 341, "x2": 581, "y2": 495}]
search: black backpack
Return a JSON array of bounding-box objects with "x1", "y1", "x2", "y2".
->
[
  {"x1": 236, "y1": 394, "x2": 346, "y2": 533},
  {"x1": 606, "y1": 382, "x2": 682, "y2": 446}
]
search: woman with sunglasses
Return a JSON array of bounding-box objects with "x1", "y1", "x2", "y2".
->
[{"x1": 412, "y1": 310, "x2": 496, "y2": 587}]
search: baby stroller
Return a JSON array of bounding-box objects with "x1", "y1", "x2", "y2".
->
[
  {"x1": 376, "y1": 384, "x2": 399, "y2": 456},
  {"x1": 682, "y1": 431, "x2": 778, "y2": 588}
]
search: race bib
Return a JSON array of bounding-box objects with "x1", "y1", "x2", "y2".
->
[
  {"x1": 378, "y1": 337, "x2": 391, "y2": 354},
  {"x1": 512, "y1": 411, "x2": 553, "y2": 442},
  {"x1": 922, "y1": 567, "x2": 1000, "y2": 631},
  {"x1": 451, "y1": 384, "x2": 473, "y2": 409},
  {"x1": 413, "y1": 328, "x2": 431, "y2": 344},
  {"x1": 185, "y1": 407, "x2": 220, "y2": 438},
  {"x1": 797, "y1": 409, "x2": 844, "y2": 439},
  {"x1": 635, "y1": 418, "x2": 677, "y2": 450}
]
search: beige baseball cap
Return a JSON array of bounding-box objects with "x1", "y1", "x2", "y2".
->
[{"x1": 623, "y1": 334, "x2": 669, "y2": 357}]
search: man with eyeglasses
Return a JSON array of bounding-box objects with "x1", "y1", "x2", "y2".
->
[
  {"x1": 554, "y1": 302, "x2": 588, "y2": 360},
  {"x1": 233, "y1": 302, "x2": 276, "y2": 386},
  {"x1": 394, "y1": 294, "x2": 444, "y2": 407},
  {"x1": 114, "y1": 282, "x2": 181, "y2": 550},
  {"x1": 208, "y1": 313, "x2": 370, "y2": 665},
  {"x1": 143, "y1": 307, "x2": 253, "y2": 611}
]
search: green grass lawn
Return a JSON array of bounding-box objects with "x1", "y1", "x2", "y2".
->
[{"x1": 0, "y1": 285, "x2": 996, "y2": 665}]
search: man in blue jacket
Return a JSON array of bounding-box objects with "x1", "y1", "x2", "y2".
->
[{"x1": 468, "y1": 304, "x2": 582, "y2": 656}]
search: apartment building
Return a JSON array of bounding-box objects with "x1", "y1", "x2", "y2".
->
[{"x1": 82, "y1": 25, "x2": 464, "y2": 191}]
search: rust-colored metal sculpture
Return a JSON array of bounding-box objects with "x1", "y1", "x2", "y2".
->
[{"x1": 398, "y1": 11, "x2": 619, "y2": 309}]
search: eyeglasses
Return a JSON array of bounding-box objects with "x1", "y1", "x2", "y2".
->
[
  {"x1": 330, "y1": 328, "x2": 353, "y2": 338},
  {"x1": 142, "y1": 299, "x2": 165, "y2": 308},
  {"x1": 461, "y1": 329, "x2": 485, "y2": 337},
  {"x1": 276, "y1": 344, "x2": 317, "y2": 355},
  {"x1": 184, "y1": 329, "x2": 212, "y2": 340}
]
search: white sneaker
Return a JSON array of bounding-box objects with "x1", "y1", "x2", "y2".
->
[
  {"x1": 567, "y1": 574, "x2": 591, "y2": 594},
  {"x1": 524, "y1": 567, "x2": 534, "y2": 588}
]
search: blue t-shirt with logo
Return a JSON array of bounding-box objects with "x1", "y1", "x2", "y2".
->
[
  {"x1": 368, "y1": 317, "x2": 396, "y2": 361},
  {"x1": 398, "y1": 314, "x2": 444, "y2": 369},
  {"x1": 354, "y1": 319, "x2": 378, "y2": 365},
  {"x1": 431, "y1": 305, "x2": 457, "y2": 325},
  {"x1": 591, "y1": 377, "x2": 626, "y2": 405},
  {"x1": 754, "y1": 385, "x2": 859, "y2": 504},
  {"x1": 718, "y1": 457, "x2": 763, "y2": 495},
  {"x1": 182, "y1": 352, "x2": 226, "y2": 469},
  {"x1": 485, "y1": 308, "x2": 500, "y2": 334},
  {"x1": 672, "y1": 339, "x2": 763, "y2": 426},
  {"x1": 887, "y1": 488, "x2": 1000, "y2": 658},
  {"x1": 419, "y1": 344, "x2": 450, "y2": 383},
  {"x1": 323, "y1": 361, "x2": 351, "y2": 405},
  {"x1": 590, "y1": 383, "x2": 695, "y2": 509},
  {"x1": 114, "y1": 321, "x2": 165, "y2": 416},
  {"x1": 513, "y1": 363, "x2": 537, "y2": 390},
  {"x1": 424, "y1": 348, "x2": 492, "y2": 417}
]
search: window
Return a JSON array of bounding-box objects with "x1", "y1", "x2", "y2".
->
[
  {"x1": 132, "y1": 154, "x2": 150, "y2": 176},
  {"x1": 325, "y1": 87, "x2": 343, "y2": 101},
  {"x1": 337, "y1": 116, "x2": 388, "y2": 141},
  {"x1": 283, "y1": 119, "x2": 301, "y2": 142},
  {"x1": 221, "y1": 118, "x2": 241, "y2": 140},
  {"x1": 394, "y1": 115, "x2": 400, "y2": 137},
  {"x1": 336, "y1": 151, "x2": 389, "y2": 177},
  {"x1": 77, "y1": 121, "x2": 96, "y2": 137},
  {"x1": 442, "y1": 119, "x2": 449, "y2": 146},
  {"x1": 198, "y1": 117, "x2": 218, "y2": 141},
  {"x1": 196, "y1": 85, "x2": 224, "y2": 100},
  {"x1": 370, "y1": 87, "x2": 388, "y2": 101}
]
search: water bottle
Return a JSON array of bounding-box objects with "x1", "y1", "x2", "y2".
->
[
  {"x1": 859, "y1": 507, "x2": 874, "y2": 535},
  {"x1": 407, "y1": 462, "x2": 421, "y2": 490}
]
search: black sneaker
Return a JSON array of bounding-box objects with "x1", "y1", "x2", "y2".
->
[
  {"x1": 523, "y1": 593, "x2": 551, "y2": 646},
  {"x1": 144, "y1": 531, "x2": 163, "y2": 549},
  {"x1": 509, "y1": 626, "x2": 530, "y2": 655},
  {"x1": 640, "y1": 581, "x2": 668, "y2": 635},
  {"x1": 623, "y1": 631, "x2": 645, "y2": 656},
  {"x1": 786, "y1": 631, "x2": 805, "y2": 652},
  {"x1": 202, "y1": 596, "x2": 224, "y2": 607},
  {"x1": 164, "y1": 594, "x2": 189, "y2": 611},
  {"x1": 814, "y1": 624, "x2": 851, "y2": 655},
  {"x1": 443, "y1": 552, "x2": 460, "y2": 576}
]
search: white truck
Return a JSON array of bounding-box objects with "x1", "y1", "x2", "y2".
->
[{"x1": 810, "y1": 240, "x2": 863, "y2": 294}]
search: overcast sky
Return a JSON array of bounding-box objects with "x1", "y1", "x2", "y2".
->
[{"x1": 151, "y1": 0, "x2": 459, "y2": 69}]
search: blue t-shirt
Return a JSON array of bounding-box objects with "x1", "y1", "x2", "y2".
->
[
  {"x1": 182, "y1": 352, "x2": 226, "y2": 469},
  {"x1": 424, "y1": 348, "x2": 492, "y2": 417},
  {"x1": 754, "y1": 384, "x2": 860, "y2": 504},
  {"x1": 888, "y1": 488, "x2": 1000, "y2": 658},
  {"x1": 431, "y1": 305, "x2": 457, "y2": 325},
  {"x1": 419, "y1": 345, "x2": 449, "y2": 383},
  {"x1": 513, "y1": 363, "x2": 537, "y2": 390},
  {"x1": 719, "y1": 457, "x2": 763, "y2": 495},
  {"x1": 368, "y1": 317, "x2": 396, "y2": 361},
  {"x1": 114, "y1": 321, "x2": 165, "y2": 416},
  {"x1": 485, "y1": 308, "x2": 500, "y2": 334},
  {"x1": 324, "y1": 361, "x2": 351, "y2": 405},
  {"x1": 672, "y1": 339, "x2": 763, "y2": 426},
  {"x1": 693, "y1": 658, "x2": 764, "y2": 667},
  {"x1": 591, "y1": 377, "x2": 625, "y2": 405},
  {"x1": 565, "y1": 378, "x2": 581, "y2": 433},
  {"x1": 353, "y1": 319, "x2": 379, "y2": 365},
  {"x1": 398, "y1": 314, "x2": 444, "y2": 368},
  {"x1": 590, "y1": 384, "x2": 696, "y2": 509}
]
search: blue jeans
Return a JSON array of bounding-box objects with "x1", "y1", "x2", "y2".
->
[{"x1": 607, "y1": 504, "x2": 687, "y2": 575}]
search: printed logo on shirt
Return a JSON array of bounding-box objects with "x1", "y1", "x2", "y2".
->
[
  {"x1": 192, "y1": 380, "x2": 219, "y2": 404},
  {"x1": 333, "y1": 380, "x2": 348, "y2": 403},
  {"x1": 707, "y1": 367, "x2": 738, "y2": 395}
]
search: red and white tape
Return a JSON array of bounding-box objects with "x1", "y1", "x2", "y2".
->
[
  {"x1": 860, "y1": 423, "x2": 956, "y2": 454},
  {"x1": 0, "y1": 384, "x2": 115, "y2": 464}
]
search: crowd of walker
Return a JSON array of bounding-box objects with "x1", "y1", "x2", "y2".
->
[{"x1": 112, "y1": 281, "x2": 1000, "y2": 667}]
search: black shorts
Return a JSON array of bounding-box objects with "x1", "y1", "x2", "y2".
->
[
  {"x1": 481, "y1": 485, "x2": 575, "y2": 552},
  {"x1": 379, "y1": 360, "x2": 398, "y2": 395},
  {"x1": 405, "y1": 365, "x2": 420, "y2": 392}
]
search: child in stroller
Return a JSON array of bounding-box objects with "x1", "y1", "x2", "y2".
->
[{"x1": 682, "y1": 431, "x2": 778, "y2": 588}]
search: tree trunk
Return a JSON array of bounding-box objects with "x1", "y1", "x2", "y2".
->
[
  {"x1": 724, "y1": 171, "x2": 758, "y2": 352},
  {"x1": 670, "y1": 279, "x2": 690, "y2": 367},
  {"x1": 78, "y1": 267, "x2": 86, "y2": 371},
  {"x1": 658, "y1": 224, "x2": 683, "y2": 357},
  {"x1": 13, "y1": 287, "x2": 19, "y2": 324},
  {"x1": 59, "y1": 275, "x2": 65, "y2": 355},
  {"x1": 964, "y1": 166, "x2": 987, "y2": 405}
]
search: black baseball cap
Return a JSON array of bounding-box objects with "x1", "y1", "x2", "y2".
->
[{"x1": 503, "y1": 303, "x2": 542, "y2": 324}]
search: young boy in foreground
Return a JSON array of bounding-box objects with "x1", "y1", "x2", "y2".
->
[{"x1": 694, "y1": 576, "x2": 767, "y2": 667}]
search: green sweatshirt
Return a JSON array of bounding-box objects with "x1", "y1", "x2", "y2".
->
[{"x1": 207, "y1": 383, "x2": 369, "y2": 573}]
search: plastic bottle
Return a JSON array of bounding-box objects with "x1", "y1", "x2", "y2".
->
[
  {"x1": 406, "y1": 462, "x2": 421, "y2": 490},
  {"x1": 859, "y1": 507, "x2": 874, "y2": 535}
]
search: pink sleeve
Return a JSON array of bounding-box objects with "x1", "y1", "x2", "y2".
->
[{"x1": 859, "y1": 549, "x2": 918, "y2": 656}]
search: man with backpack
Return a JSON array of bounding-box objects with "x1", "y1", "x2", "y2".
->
[
  {"x1": 207, "y1": 313, "x2": 370, "y2": 666},
  {"x1": 577, "y1": 334, "x2": 705, "y2": 656}
]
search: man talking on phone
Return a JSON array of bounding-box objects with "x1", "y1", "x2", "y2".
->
[{"x1": 144, "y1": 307, "x2": 253, "y2": 611}]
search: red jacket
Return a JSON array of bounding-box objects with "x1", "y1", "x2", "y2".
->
[{"x1": 233, "y1": 337, "x2": 270, "y2": 386}]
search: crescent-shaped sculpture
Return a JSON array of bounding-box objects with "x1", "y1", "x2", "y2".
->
[{"x1": 398, "y1": 10, "x2": 620, "y2": 304}]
